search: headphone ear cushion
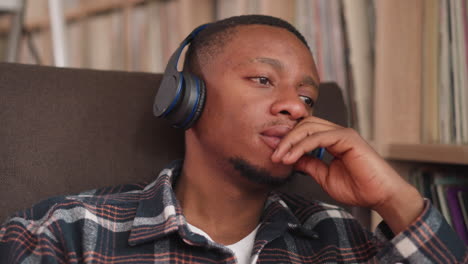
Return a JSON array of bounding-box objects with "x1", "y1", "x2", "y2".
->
[{"x1": 181, "y1": 75, "x2": 206, "y2": 129}]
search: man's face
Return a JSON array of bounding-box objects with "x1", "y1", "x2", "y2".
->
[{"x1": 192, "y1": 25, "x2": 319, "y2": 186}]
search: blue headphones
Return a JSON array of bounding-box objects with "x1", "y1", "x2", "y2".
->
[
  {"x1": 153, "y1": 24, "x2": 209, "y2": 129},
  {"x1": 153, "y1": 23, "x2": 325, "y2": 160}
]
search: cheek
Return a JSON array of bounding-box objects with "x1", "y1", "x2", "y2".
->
[
  {"x1": 217, "y1": 93, "x2": 258, "y2": 124},
  {"x1": 202, "y1": 84, "x2": 240, "y2": 120},
  {"x1": 198, "y1": 77, "x2": 273, "y2": 135},
  {"x1": 195, "y1": 86, "x2": 237, "y2": 136}
]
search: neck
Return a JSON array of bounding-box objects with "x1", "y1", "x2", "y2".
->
[{"x1": 175, "y1": 137, "x2": 269, "y2": 245}]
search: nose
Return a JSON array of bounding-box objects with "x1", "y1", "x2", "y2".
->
[{"x1": 270, "y1": 90, "x2": 310, "y2": 121}]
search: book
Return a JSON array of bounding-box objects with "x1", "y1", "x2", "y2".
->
[
  {"x1": 439, "y1": 0, "x2": 454, "y2": 144},
  {"x1": 449, "y1": 0, "x2": 464, "y2": 144},
  {"x1": 431, "y1": 184, "x2": 441, "y2": 211},
  {"x1": 421, "y1": 0, "x2": 440, "y2": 143},
  {"x1": 408, "y1": 168, "x2": 437, "y2": 206},
  {"x1": 433, "y1": 173, "x2": 468, "y2": 227},
  {"x1": 216, "y1": 0, "x2": 252, "y2": 19},
  {"x1": 446, "y1": 186, "x2": 468, "y2": 244},
  {"x1": 458, "y1": 191, "x2": 468, "y2": 231},
  {"x1": 146, "y1": 0, "x2": 164, "y2": 73},
  {"x1": 130, "y1": 5, "x2": 147, "y2": 71},
  {"x1": 257, "y1": 0, "x2": 295, "y2": 24},
  {"x1": 294, "y1": 0, "x2": 351, "y2": 122},
  {"x1": 433, "y1": 174, "x2": 468, "y2": 185},
  {"x1": 342, "y1": 0, "x2": 373, "y2": 140},
  {"x1": 325, "y1": 0, "x2": 348, "y2": 105},
  {"x1": 459, "y1": 0, "x2": 468, "y2": 143},
  {"x1": 86, "y1": 13, "x2": 113, "y2": 70},
  {"x1": 436, "y1": 183, "x2": 453, "y2": 226},
  {"x1": 373, "y1": 0, "x2": 423, "y2": 144}
]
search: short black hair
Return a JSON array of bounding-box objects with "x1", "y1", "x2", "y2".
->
[{"x1": 183, "y1": 14, "x2": 310, "y2": 75}]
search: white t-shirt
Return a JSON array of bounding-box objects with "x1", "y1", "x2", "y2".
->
[{"x1": 187, "y1": 223, "x2": 260, "y2": 264}]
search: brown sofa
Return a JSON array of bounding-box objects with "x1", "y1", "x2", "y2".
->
[{"x1": 0, "y1": 62, "x2": 348, "y2": 222}]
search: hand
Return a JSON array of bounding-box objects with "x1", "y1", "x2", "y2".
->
[{"x1": 271, "y1": 116, "x2": 424, "y2": 233}]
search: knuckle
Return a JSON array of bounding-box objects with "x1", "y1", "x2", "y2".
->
[{"x1": 343, "y1": 127, "x2": 357, "y2": 136}]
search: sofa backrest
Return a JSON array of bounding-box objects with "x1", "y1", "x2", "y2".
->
[{"x1": 0, "y1": 62, "x2": 348, "y2": 221}]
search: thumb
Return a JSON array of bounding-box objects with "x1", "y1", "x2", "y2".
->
[{"x1": 294, "y1": 155, "x2": 329, "y2": 186}]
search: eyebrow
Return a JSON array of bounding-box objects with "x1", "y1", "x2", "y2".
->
[
  {"x1": 301, "y1": 75, "x2": 319, "y2": 91},
  {"x1": 252, "y1": 57, "x2": 284, "y2": 69},
  {"x1": 251, "y1": 57, "x2": 319, "y2": 91}
]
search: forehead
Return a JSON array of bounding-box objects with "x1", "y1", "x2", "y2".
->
[
  {"x1": 228, "y1": 24, "x2": 308, "y2": 48},
  {"x1": 210, "y1": 25, "x2": 316, "y2": 74}
]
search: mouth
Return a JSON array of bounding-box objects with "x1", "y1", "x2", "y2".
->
[
  {"x1": 259, "y1": 134, "x2": 283, "y2": 150},
  {"x1": 259, "y1": 125, "x2": 292, "y2": 150}
]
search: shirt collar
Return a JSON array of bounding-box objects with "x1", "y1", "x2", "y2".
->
[
  {"x1": 128, "y1": 160, "x2": 309, "y2": 247},
  {"x1": 128, "y1": 160, "x2": 187, "y2": 246}
]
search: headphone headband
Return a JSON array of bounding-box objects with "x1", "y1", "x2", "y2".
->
[
  {"x1": 153, "y1": 22, "x2": 326, "y2": 158},
  {"x1": 153, "y1": 23, "x2": 210, "y2": 128},
  {"x1": 163, "y1": 24, "x2": 210, "y2": 78}
]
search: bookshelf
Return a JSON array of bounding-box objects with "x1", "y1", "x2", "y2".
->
[
  {"x1": 0, "y1": 0, "x2": 147, "y2": 33},
  {"x1": 380, "y1": 143, "x2": 468, "y2": 165},
  {"x1": 1, "y1": 0, "x2": 467, "y2": 230},
  {"x1": 374, "y1": 0, "x2": 468, "y2": 167},
  {"x1": 372, "y1": 0, "x2": 468, "y2": 235},
  {"x1": 0, "y1": 0, "x2": 215, "y2": 71}
]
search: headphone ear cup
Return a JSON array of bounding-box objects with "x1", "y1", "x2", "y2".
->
[
  {"x1": 165, "y1": 72, "x2": 205, "y2": 129},
  {"x1": 155, "y1": 23, "x2": 210, "y2": 128},
  {"x1": 153, "y1": 72, "x2": 183, "y2": 118},
  {"x1": 181, "y1": 75, "x2": 206, "y2": 129}
]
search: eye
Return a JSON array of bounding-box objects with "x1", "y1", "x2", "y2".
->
[
  {"x1": 300, "y1": 95, "x2": 315, "y2": 107},
  {"x1": 251, "y1": 76, "x2": 271, "y2": 86}
]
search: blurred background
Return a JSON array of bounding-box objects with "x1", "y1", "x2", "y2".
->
[
  {"x1": 0, "y1": 0, "x2": 363, "y2": 75},
  {"x1": 2, "y1": 0, "x2": 467, "y2": 146},
  {"x1": 1, "y1": 0, "x2": 468, "y2": 234},
  {"x1": 0, "y1": 0, "x2": 373, "y2": 139}
]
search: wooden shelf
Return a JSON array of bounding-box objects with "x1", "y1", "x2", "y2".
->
[
  {"x1": 380, "y1": 143, "x2": 468, "y2": 165},
  {"x1": 0, "y1": 0, "x2": 147, "y2": 33}
]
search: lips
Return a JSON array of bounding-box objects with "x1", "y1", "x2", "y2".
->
[{"x1": 260, "y1": 126, "x2": 292, "y2": 150}]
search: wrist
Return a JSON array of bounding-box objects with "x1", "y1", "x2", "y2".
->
[{"x1": 373, "y1": 184, "x2": 424, "y2": 235}]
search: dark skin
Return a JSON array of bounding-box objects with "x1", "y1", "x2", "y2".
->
[{"x1": 175, "y1": 25, "x2": 424, "y2": 245}]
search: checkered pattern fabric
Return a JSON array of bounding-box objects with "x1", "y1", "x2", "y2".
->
[{"x1": 1, "y1": 160, "x2": 467, "y2": 263}]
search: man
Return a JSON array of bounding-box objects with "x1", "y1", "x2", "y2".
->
[{"x1": 1, "y1": 15, "x2": 466, "y2": 264}]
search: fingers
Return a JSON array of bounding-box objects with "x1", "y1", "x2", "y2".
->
[
  {"x1": 281, "y1": 129, "x2": 355, "y2": 164},
  {"x1": 271, "y1": 117, "x2": 344, "y2": 163},
  {"x1": 294, "y1": 155, "x2": 329, "y2": 185},
  {"x1": 295, "y1": 116, "x2": 344, "y2": 129},
  {"x1": 279, "y1": 131, "x2": 330, "y2": 164},
  {"x1": 272, "y1": 123, "x2": 328, "y2": 158},
  {"x1": 271, "y1": 122, "x2": 334, "y2": 162}
]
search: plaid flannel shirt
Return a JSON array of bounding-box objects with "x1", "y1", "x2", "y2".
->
[{"x1": 1, "y1": 160, "x2": 467, "y2": 263}]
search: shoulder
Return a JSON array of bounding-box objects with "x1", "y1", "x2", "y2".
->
[
  {"x1": 0, "y1": 183, "x2": 147, "y2": 260},
  {"x1": 275, "y1": 192, "x2": 355, "y2": 224},
  {"x1": 275, "y1": 192, "x2": 380, "y2": 250},
  {"x1": 2, "y1": 182, "x2": 146, "y2": 231}
]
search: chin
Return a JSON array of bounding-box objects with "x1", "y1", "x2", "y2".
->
[
  {"x1": 260, "y1": 152, "x2": 294, "y2": 175},
  {"x1": 228, "y1": 156, "x2": 295, "y2": 188}
]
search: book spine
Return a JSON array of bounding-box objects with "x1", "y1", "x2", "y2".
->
[{"x1": 446, "y1": 187, "x2": 468, "y2": 244}]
